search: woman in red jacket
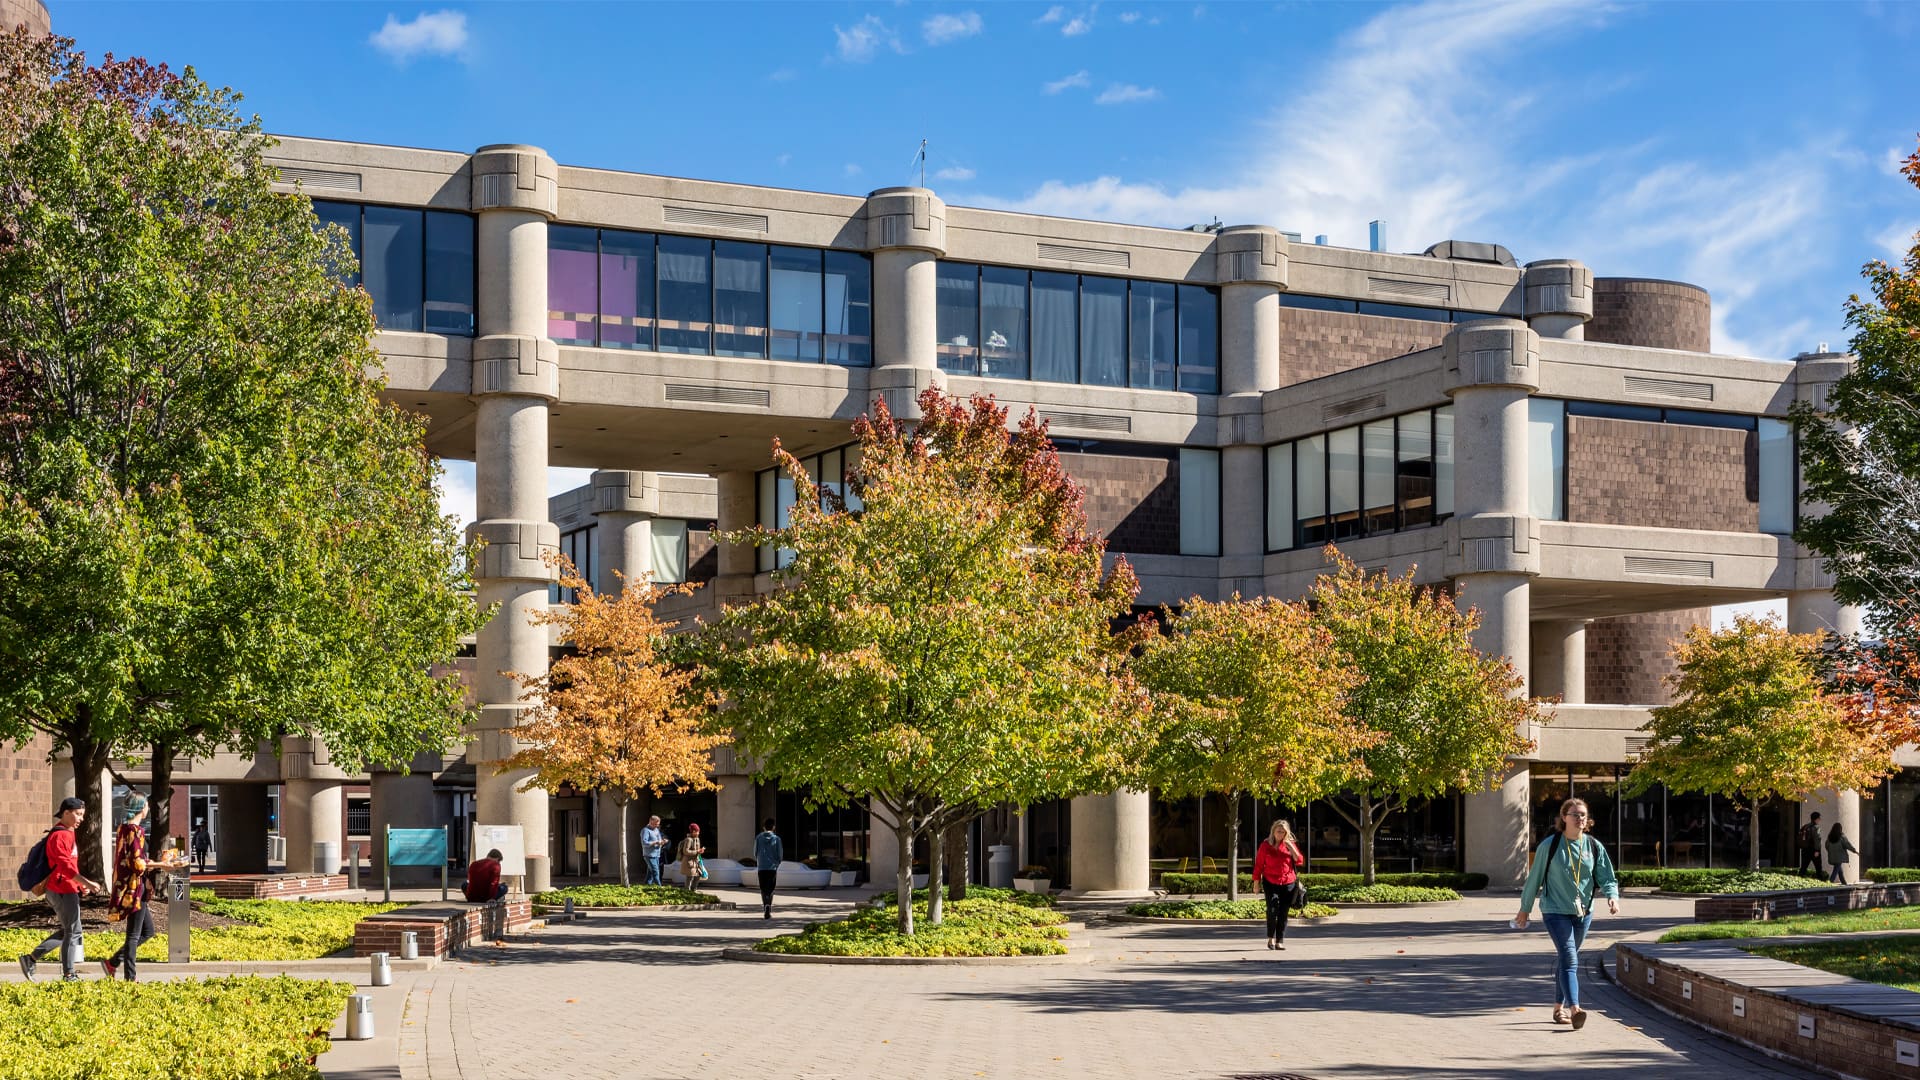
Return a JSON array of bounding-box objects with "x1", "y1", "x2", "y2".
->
[{"x1": 1253, "y1": 819, "x2": 1304, "y2": 951}]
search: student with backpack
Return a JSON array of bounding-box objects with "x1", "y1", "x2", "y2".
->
[
  {"x1": 1514, "y1": 797, "x2": 1620, "y2": 1031},
  {"x1": 18, "y1": 797, "x2": 105, "y2": 982},
  {"x1": 1798, "y1": 812, "x2": 1825, "y2": 877}
]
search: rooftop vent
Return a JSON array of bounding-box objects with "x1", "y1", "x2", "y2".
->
[
  {"x1": 1369, "y1": 220, "x2": 1386, "y2": 253},
  {"x1": 1422, "y1": 240, "x2": 1517, "y2": 267}
]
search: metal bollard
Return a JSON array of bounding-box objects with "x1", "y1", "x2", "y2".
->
[
  {"x1": 370, "y1": 952, "x2": 392, "y2": 987},
  {"x1": 563, "y1": 897, "x2": 575, "y2": 921},
  {"x1": 344, "y1": 994, "x2": 375, "y2": 1040},
  {"x1": 399, "y1": 931, "x2": 418, "y2": 961}
]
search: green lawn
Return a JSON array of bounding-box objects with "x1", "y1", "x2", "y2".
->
[
  {"x1": 1747, "y1": 937, "x2": 1920, "y2": 992},
  {"x1": 1661, "y1": 906, "x2": 1920, "y2": 942},
  {"x1": 0, "y1": 891, "x2": 405, "y2": 963},
  {"x1": 756, "y1": 892, "x2": 1069, "y2": 957}
]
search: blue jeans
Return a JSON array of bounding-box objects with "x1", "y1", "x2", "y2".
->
[
  {"x1": 1542, "y1": 912, "x2": 1593, "y2": 1008},
  {"x1": 644, "y1": 854, "x2": 662, "y2": 886}
]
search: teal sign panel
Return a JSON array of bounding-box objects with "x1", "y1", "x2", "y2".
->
[{"x1": 388, "y1": 827, "x2": 448, "y2": 867}]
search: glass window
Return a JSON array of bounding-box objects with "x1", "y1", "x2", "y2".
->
[
  {"x1": 756, "y1": 469, "x2": 777, "y2": 573},
  {"x1": 980, "y1": 266, "x2": 1029, "y2": 380},
  {"x1": 599, "y1": 230, "x2": 655, "y2": 352},
  {"x1": 1178, "y1": 448, "x2": 1221, "y2": 556},
  {"x1": 1357, "y1": 300, "x2": 1450, "y2": 322},
  {"x1": 1527, "y1": 397, "x2": 1565, "y2": 521},
  {"x1": 1664, "y1": 409, "x2": 1754, "y2": 431},
  {"x1": 713, "y1": 241, "x2": 768, "y2": 359},
  {"x1": 362, "y1": 206, "x2": 423, "y2": 332},
  {"x1": 935, "y1": 262, "x2": 980, "y2": 375},
  {"x1": 1280, "y1": 294, "x2": 1357, "y2": 313},
  {"x1": 650, "y1": 520, "x2": 689, "y2": 584},
  {"x1": 1080, "y1": 276, "x2": 1127, "y2": 387},
  {"x1": 1397, "y1": 411, "x2": 1435, "y2": 530},
  {"x1": 548, "y1": 225, "x2": 599, "y2": 346},
  {"x1": 1435, "y1": 405, "x2": 1455, "y2": 520},
  {"x1": 1177, "y1": 285, "x2": 1218, "y2": 394},
  {"x1": 1362, "y1": 419, "x2": 1395, "y2": 535},
  {"x1": 312, "y1": 201, "x2": 361, "y2": 288},
  {"x1": 769, "y1": 246, "x2": 823, "y2": 362},
  {"x1": 824, "y1": 251, "x2": 872, "y2": 366},
  {"x1": 1758, "y1": 417, "x2": 1793, "y2": 533},
  {"x1": 423, "y1": 211, "x2": 474, "y2": 335},
  {"x1": 657, "y1": 235, "x2": 712, "y2": 354},
  {"x1": 1565, "y1": 400, "x2": 1661, "y2": 423},
  {"x1": 1031, "y1": 271, "x2": 1078, "y2": 383},
  {"x1": 1327, "y1": 426, "x2": 1361, "y2": 541},
  {"x1": 819, "y1": 448, "x2": 844, "y2": 507},
  {"x1": 1130, "y1": 280, "x2": 1178, "y2": 390},
  {"x1": 1265, "y1": 443, "x2": 1293, "y2": 552},
  {"x1": 1296, "y1": 434, "x2": 1327, "y2": 546},
  {"x1": 842, "y1": 444, "x2": 864, "y2": 513},
  {"x1": 774, "y1": 471, "x2": 796, "y2": 570}
]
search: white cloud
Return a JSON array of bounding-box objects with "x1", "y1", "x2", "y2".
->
[
  {"x1": 1886, "y1": 145, "x2": 1915, "y2": 176},
  {"x1": 1037, "y1": 5, "x2": 1067, "y2": 24},
  {"x1": 936, "y1": 165, "x2": 976, "y2": 181},
  {"x1": 776, "y1": 153, "x2": 793, "y2": 167},
  {"x1": 1878, "y1": 219, "x2": 1920, "y2": 259},
  {"x1": 1038, "y1": 4, "x2": 1093, "y2": 34},
  {"x1": 1062, "y1": 14, "x2": 1093, "y2": 35},
  {"x1": 835, "y1": 15, "x2": 902, "y2": 62},
  {"x1": 1119, "y1": 11, "x2": 1142, "y2": 23},
  {"x1": 1094, "y1": 83, "x2": 1159, "y2": 105},
  {"x1": 844, "y1": 163, "x2": 864, "y2": 177},
  {"x1": 923, "y1": 11, "x2": 983, "y2": 45},
  {"x1": 767, "y1": 67, "x2": 798, "y2": 82},
  {"x1": 437, "y1": 459, "x2": 476, "y2": 532},
  {"x1": 368, "y1": 10, "x2": 469, "y2": 62},
  {"x1": 1043, "y1": 69, "x2": 1091, "y2": 94}
]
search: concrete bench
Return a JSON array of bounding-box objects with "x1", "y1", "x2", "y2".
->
[
  {"x1": 208, "y1": 874, "x2": 351, "y2": 899},
  {"x1": 351, "y1": 899, "x2": 534, "y2": 958}
]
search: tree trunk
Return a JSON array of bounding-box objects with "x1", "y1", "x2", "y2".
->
[
  {"x1": 617, "y1": 797, "x2": 631, "y2": 887},
  {"x1": 69, "y1": 735, "x2": 110, "y2": 884},
  {"x1": 945, "y1": 821, "x2": 969, "y2": 903},
  {"x1": 1750, "y1": 802, "x2": 1762, "y2": 871},
  {"x1": 1358, "y1": 794, "x2": 1380, "y2": 886},
  {"x1": 147, "y1": 741, "x2": 174, "y2": 860},
  {"x1": 928, "y1": 827, "x2": 946, "y2": 927},
  {"x1": 895, "y1": 821, "x2": 916, "y2": 935},
  {"x1": 1226, "y1": 791, "x2": 1243, "y2": 902}
]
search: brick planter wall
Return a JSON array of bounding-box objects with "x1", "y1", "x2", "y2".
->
[
  {"x1": 1693, "y1": 883, "x2": 1920, "y2": 923},
  {"x1": 352, "y1": 899, "x2": 533, "y2": 958},
  {"x1": 208, "y1": 874, "x2": 351, "y2": 899}
]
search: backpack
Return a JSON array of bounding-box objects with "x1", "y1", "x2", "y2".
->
[
  {"x1": 16, "y1": 829, "x2": 53, "y2": 893},
  {"x1": 1799, "y1": 823, "x2": 1819, "y2": 850}
]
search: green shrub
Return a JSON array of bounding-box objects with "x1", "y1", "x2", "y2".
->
[
  {"x1": 533, "y1": 884, "x2": 719, "y2": 907},
  {"x1": 1124, "y1": 898, "x2": 1339, "y2": 920},
  {"x1": 1615, "y1": 868, "x2": 1745, "y2": 890},
  {"x1": 1159, "y1": 871, "x2": 1484, "y2": 895},
  {"x1": 873, "y1": 885, "x2": 1056, "y2": 909},
  {"x1": 0, "y1": 975, "x2": 349, "y2": 1079},
  {"x1": 755, "y1": 895, "x2": 1068, "y2": 957},
  {"x1": 0, "y1": 895, "x2": 405, "y2": 964},
  {"x1": 1656, "y1": 870, "x2": 1830, "y2": 894},
  {"x1": 1311, "y1": 884, "x2": 1460, "y2": 903},
  {"x1": 1866, "y1": 868, "x2": 1920, "y2": 884}
]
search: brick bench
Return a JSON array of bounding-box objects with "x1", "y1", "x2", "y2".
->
[
  {"x1": 352, "y1": 899, "x2": 534, "y2": 958},
  {"x1": 1693, "y1": 882, "x2": 1920, "y2": 922},
  {"x1": 208, "y1": 874, "x2": 351, "y2": 899}
]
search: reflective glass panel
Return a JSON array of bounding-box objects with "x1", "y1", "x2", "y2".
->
[
  {"x1": 599, "y1": 230, "x2": 655, "y2": 351},
  {"x1": 1178, "y1": 448, "x2": 1220, "y2": 556},
  {"x1": 1362, "y1": 419, "x2": 1395, "y2": 535},
  {"x1": 657, "y1": 235, "x2": 712, "y2": 354},
  {"x1": 1527, "y1": 397, "x2": 1565, "y2": 521},
  {"x1": 1031, "y1": 271, "x2": 1078, "y2": 383},
  {"x1": 650, "y1": 520, "x2": 689, "y2": 584},
  {"x1": 362, "y1": 205, "x2": 423, "y2": 331},
  {"x1": 1398, "y1": 411, "x2": 1434, "y2": 530},
  {"x1": 713, "y1": 241, "x2": 768, "y2": 358},
  {"x1": 1435, "y1": 405, "x2": 1455, "y2": 519},
  {"x1": 1296, "y1": 434, "x2": 1328, "y2": 546},
  {"x1": 935, "y1": 262, "x2": 980, "y2": 375},
  {"x1": 1080, "y1": 276, "x2": 1127, "y2": 387},
  {"x1": 1327, "y1": 426, "x2": 1361, "y2": 541},
  {"x1": 1265, "y1": 443, "x2": 1293, "y2": 552},
  {"x1": 1758, "y1": 417, "x2": 1793, "y2": 533},
  {"x1": 823, "y1": 251, "x2": 872, "y2": 366},
  {"x1": 769, "y1": 246, "x2": 823, "y2": 362},
  {"x1": 548, "y1": 225, "x2": 599, "y2": 346},
  {"x1": 1129, "y1": 280, "x2": 1178, "y2": 390},
  {"x1": 312, "y1": 200, "x2": 361, "y2": 288},
  {"x1": 422, "y1": 212, "x2": 474, "y2": 335},
  {"x1": 1177, "y1": 285, "x2": 1218, "y2": 394},
  {"x1": 980, "y1": 266, "x2": 1029, "y2": 380}
]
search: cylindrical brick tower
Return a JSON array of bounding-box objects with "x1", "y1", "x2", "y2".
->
[
  {"x1": 1, "y1": 0, "x2": 50, "y2": 36},
  {"x1": 1586, "y1": 277, "x2": 1711, "y2": 353}
]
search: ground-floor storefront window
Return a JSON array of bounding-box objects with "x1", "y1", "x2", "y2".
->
[
  {"x1": 1147, "y1": 792, "x2": 1461, "y2": 882},
  {"x1": 1530, "y1": 763, "x2": 1794, "y2": 869}
]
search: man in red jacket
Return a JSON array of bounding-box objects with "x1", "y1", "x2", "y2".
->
[
  {"x1": 464, "y1": 848, "x2": 506, "y2": 902},
  {"x1": 20, "y1": 797, "x2": 105, "y2": 981}
]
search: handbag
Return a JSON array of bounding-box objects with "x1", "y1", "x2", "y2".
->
[
  {"x1": 696, "y1": 856, "x2": 709, "y2": 881},
  {"x1": 1289, "y1": 881, "x2": 1308, "y2": 912}
]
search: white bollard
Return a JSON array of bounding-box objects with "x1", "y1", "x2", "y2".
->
[
  {"x1": 344, "y1": 994, "x2": 375, "y2": 1040},
  {"x1": 563, "y1": 897, "x2": 575, "y2": 920},
  {"x1": 399, "y1": 931, "x2": 418, "y2": 961},
  {"x1": 370, "y1": 952, "x2": 392, "y2": 987}
]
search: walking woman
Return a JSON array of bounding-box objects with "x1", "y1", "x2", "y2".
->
[
  {"x1": 1514, "y1": 797, "x2": 1620, "y2": 1030},
  {"x1": 1253, "y1": 819, "x2": 1304, "y2": 951},
  {"x1": 1827, "y1": 821, "x2": 1859, "y2": 884},
  {"x1": 677, "y1": 823, "x2": 705, "y2": 886},
  {"x1": 104, "y1": 794, "x2": 183, "y2": 981}
]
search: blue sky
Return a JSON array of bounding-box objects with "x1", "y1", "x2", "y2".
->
[{"x1": 46, "y1": 0, "x2": 1920, "y2": 621}]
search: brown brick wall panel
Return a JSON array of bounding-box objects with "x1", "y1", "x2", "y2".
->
[
  {"x1": 352, "y1": 899, "x2": 532, "y2": 957},
  {"x1": 686, "y1": 529, "x2": 717, "y2": 584},
  {"x1": 1057, "y1": 452, "x2": 1180, "y2": 556},
  {"x1": 0, "y1": 734, "x2": 52, "y2": 901},
  {"x1": 1277, "y1": 308, "x2": 1450, "y2": 387},
  {"x1": 1566, "y1": 416, "x2": 1757, "y2": 531},
  {"x1": 1585, "y1": 609, "x2": 1710, "y2": 705},
  {"x1": 1588, "y1": 278, "x2": 1711, "y2": 352}
]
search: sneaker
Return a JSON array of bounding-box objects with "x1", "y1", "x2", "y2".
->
[
  {"x1": 17, "y1": 954, "x2": 34, "y2": 982},
  {"x1": 60, "y1": 973, "x2": 80, "y2": 982},
  {"x1": 100, "y1": 959, "x2": 117, "y2": 981}
]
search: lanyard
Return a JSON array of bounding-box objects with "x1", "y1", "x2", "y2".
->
[{"x1": 1564, "y1": 836, "x2": 1587, "y2": 916}]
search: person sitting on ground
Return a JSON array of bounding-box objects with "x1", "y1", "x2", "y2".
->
[{"x1": 464, "y1": 848, "x2": 507, "y2": 902}]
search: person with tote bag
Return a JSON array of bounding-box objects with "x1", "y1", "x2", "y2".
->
[{"x1": 1514, "y1": 797, "x2": 1620, "y2": 1030}]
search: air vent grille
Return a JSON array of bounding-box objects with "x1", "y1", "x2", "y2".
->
[
  {"x1": 663, "y1": 206, "x2": 770, "y2": 233},
  {"x1": 275, "y1": 166, "x2": 363, "y2": 192},
  {"x1": 1368, "y1": 277, "x2": 1450, "y2": 303},
  {"x1": 1623, "y1": 735, "x2": 1652, "y2": 757},
  {"x1": 663, "y1": 383, "x2": 771, "y2": 408},
  {"x1": 1624, "y1": 375, "x2": 1714, "y2": 401},
  {"x1": 1623, "y1": 556, "x2": 1713, "y2": 579},
  {"x1": 1037, "y1": 243, "x2": 1131, "y2": 269},
  {"x1": 1323, "y1": 393, "x2": 1388, "y2": 422},
  {"x1": 1038, "y1": 409, "x2": 1132, "y2": 433}
]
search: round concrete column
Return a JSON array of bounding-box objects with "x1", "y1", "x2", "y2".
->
[
  {"x1": 714, "y1": 776, "x2": 757, "y2": 861},
  {"x1": 1530, "y1": 619, "x2": 1588, "y2": 704},
  {"x1": 590, "y1": 470, "x2": 658, "y2": 595},
  {"x1": 1521, "y1": 259, "x2": 1594, "y2": 341},
  {"x1": 713, "y1": 470, "x2": 759, "y2": 607},
  {"x1": 1800, "y1": 788, "x2": 1862, "y2": 877},
  {"x1": 281, "y1": 780, "x2": 344, "y2": 874},
  {"x1": 1067, "y1": 789, "x2": 1152, "y2": 899},
  {"x1": 1788, "y1": 589, "x2": 1866, "y2": 639},
  {"x1": 1214, "y1": 225, "x2": 1287, "y2": 397},
  {"x1": 469, "y1": 144, "x2": 562, "y2": 895},
  {"x1": 865, "y1": 187, "x2": 946, "y2": 374}
]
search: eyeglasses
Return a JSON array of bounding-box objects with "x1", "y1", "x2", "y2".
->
[{"x1": 1565, "y1": 811, "x2": 1590, "y2": 818}]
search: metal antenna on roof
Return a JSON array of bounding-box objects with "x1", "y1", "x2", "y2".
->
[{"x1": 911, "y1": 139, "x2": 927, "y2": 187}]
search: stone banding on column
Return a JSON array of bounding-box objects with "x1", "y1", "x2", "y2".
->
[
  {"x1": 279, "y1": 736, "x2": 351, "y2": 782},
  {"x1": 590, "y1": 470, "x2": 657, "y2": 517},
  {"x1": 470, "y1": 145, "x2": 559, "y2": 218},
  {"x1": 466, "y1": 519, "x2": 560, "y2": 583},
  {"x1": 1211, "y1": 225, "x2": 1288, "y2": 289},
  {"x1": 1442, "y1": 514, "x2": 1542, "y2": 579},
  {"x1": 471, "y1": 335, "x2": 559, "y2": 400},
  {"x1": 1520, "y1": 259, "x2": 1593, "y2": 328},
  {"x1": 470, "y1": 704, "x2": 536, "y2": 761},
  {"x1": 864, "y1": 186, "x2": 947, "y2": 254},
  {"x1": 1443, "y1": 319, "x2": 1540, "y2": 394}
]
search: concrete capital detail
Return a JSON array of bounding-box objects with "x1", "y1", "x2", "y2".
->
[
  {"x1": 1443, "y1": 320, "x2": 1540, "y2": 394},
  {"x1": 864, "y1": 187, "x2": 947, "y2": 254},
  {"x1": 466, "y1": 519, "x2": 561, "y2": 583},
  {"x1": 1521, "y1": 259, "x2": 1594, "y2": 321},
  {"x1": 471, "y1": 707, "x2": 534, "y2": 765},
  {"x1": 279, "y1": 736, "x2": 351, "y2": 782},
  {"x1": 1443, "y1": 514, "x2": 1542, "y2": 577},
  {"x1": 590, "y1": 470, "x2": 657, "y2": 517},
  {"x1": 1212, "y1": 225, "x2": 1288, "y2": 289},
  {"x1": 472, "y1": 335, "x2": 559, "y2": 399},
  {"x1": 470, "y1": 145, "x2": 558, "y2": 218},
  {"x1": 1794, "y1": 353, "x2": 1855, "y2": 412}
]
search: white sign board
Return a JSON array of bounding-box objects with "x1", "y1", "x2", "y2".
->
[{"x1": 472, "y1": 824, "x2": 527, "y2": 877}]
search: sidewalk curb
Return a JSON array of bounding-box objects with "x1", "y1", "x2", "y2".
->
[{"x1": 718, "y1": 946, "x2": 1092, "y2": 965}]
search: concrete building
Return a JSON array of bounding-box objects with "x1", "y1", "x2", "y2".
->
[{"x1": 0, "y1": 132, "x2": 1890, "y2": 897}]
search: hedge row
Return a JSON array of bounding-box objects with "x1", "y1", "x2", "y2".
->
[
  {"x1": 0, "y1": 892, "x2": 405, "y2": 964},
  {"x1": 1125, "y1": 898, "x2": 1340, "y2": 920},
  {"x1": 533, "y1": 884, "x2": 719, "y2": 907},
  {"x1": 0, "y1": 975, "x2": 349, "y2": 1079},
  {"x1": 1866, "y1": 868, "x2": 1920, "y2": 884},
  {"x1": 1160, "y1": 871, "x2": 1487, "y2": 895},
  {"x1": 1615, "y1": 868, "x2": 1836, "y2": 893}
]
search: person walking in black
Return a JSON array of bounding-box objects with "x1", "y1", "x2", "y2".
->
[
  {"x1": 1798, "y1": 812, "x2": 1824, "y2": 877},
  {"x1": 1252, "y1": 819, "x2": 1303, "y2": 951},
  {"x1": 753, "y1": 820, "x2": 783, "y2": 919},
  {"x1": 192, "y1": 820, "x2": 211, "y2": 874}
]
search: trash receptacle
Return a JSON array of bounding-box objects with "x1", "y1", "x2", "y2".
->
[
  {"x1": 987, "y1": 844, "x2": 1014, "y2": 889},
  {"x1": 312, "y1": 840, "x2": 339, "y2": 876}
]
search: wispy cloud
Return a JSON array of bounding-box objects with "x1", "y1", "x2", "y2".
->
[
  {"x1": 1038, "y1": 4, "x2": 1094, "y2": 35},
  {"x1": 437, "y1": 460, "x2": 476, "y2": 532},
  {"x1": 835, "y1": 15, "x2": 903, "y2": 62},
  {"x1": 767, "y1": 67, "x2": 798, "y2": 82},
  {"x1": 1062, "y1": 13, "x2": 1094, "y2": 35},
  {"x1": 1095, "y1": 83, "x2": 1158, "y2": 105},
  {"x1": 1043, "y1": 69, "x2": 1091, "y2": 94},
  {"x1": 1876, "y1": 219, "x2": 1919, "y2": 259},
  {"x1": 369, "y1": 10, "x2": 469, "y2": 62},
  {"x1": 936, "y1": 165, "x2": 977, "y2": 181},
  {"x1": 844, "y1": 163, "x2": 864, "y2": 177},
  {"x1": 923, "y1": 11, "x2": 983, "y2": 45}
]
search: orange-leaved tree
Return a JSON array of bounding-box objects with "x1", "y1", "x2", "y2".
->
[
  {"x1": 502, "y1": 557, "x2": 726, "y2": 886},
  {"x1": 1833, "y1": 613, "x2": 1920, "y2": 743}
]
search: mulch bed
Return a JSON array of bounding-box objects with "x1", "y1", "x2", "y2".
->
[{"x1": 0, "y1": 895, "x2": 243, "y2": 934}]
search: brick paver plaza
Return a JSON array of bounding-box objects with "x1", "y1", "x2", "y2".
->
[{"x1": 374, "y1": 890, "x2": 1817, "y2": 1080}]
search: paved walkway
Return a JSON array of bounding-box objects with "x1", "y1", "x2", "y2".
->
[{"x1": 377, "y1": 887, "x2": 1819, "y2": 1080}]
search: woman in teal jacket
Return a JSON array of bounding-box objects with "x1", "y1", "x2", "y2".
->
[{"x1": 1514, "y1": 797, "x2": 1620, "y2": 1030}]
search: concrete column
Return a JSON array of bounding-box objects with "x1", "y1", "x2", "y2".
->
[
  {"x1": 1464, "y1": 766, "x2": 1531, "y2": 884},
  {"x1": 1521, "y1": 259, "x2": 1594, "y2": 341},
  {"x1": 368, "y1": 768, "x2": 439, "y2": 885},
  {"x1": 713, "y1": 470, "x2": 758, "y2": 606},
  {"x1": 590, "y1": 470, "x2": 658, "y2": 595},
  {"x1": 1215, "y1": 227, "x2": 1286, "y2": 576},
  {"x1": 1788, "y1": 589, "x2": 1866, "y2": 639},
  {"x1": 1801, "y1": 789, "x2": 1862, "y2": 876},
  {"x1": 1530, "y1": 619, "x2": 1588, "y2": 703},
  {"x1": 714, "y1": 776, "x2": 756, "y2": 861},
  {"x1": 281, "y1": 780, "x2": 344, "y2": 874},
  {"x1": 865, "y1": 187, "x2": 946, "y2": 374},
  {"x1": 214, "y1": 784, "x2": 271, "y2": 874},
  {"x1": 868, "y1": 800, "x2": 900, "y2": 882},
  {"x1": 594, "y1": 792, "x2": 628, "y2": 880},
  {"x1": 1066, "y1": 789, "x2": 1153, "y2": 899}
]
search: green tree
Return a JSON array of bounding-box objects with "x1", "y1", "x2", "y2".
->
[
  {"x1": 1309, "y1": 550, "x2": 1539, "y2": 885},
  {"x1": 1136, "y1": 595, "x2": 1370, "y2": 900},
  {"x1": 0, "y1": 34, "x2": 477, "y2": 877},
  {"x1": 1626, "y1": 616, "x2": 1897, "y2": 869},
  {"x1": 685, "y1": 389, "x2": 1151, "y2": 933},
  {"x1": 1794, "y1": 139, "x2": 1920, "y2": 632}
]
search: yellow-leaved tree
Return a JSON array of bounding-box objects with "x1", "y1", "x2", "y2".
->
[{"x1": 501, "y1": 558, "x2": 727, "y2": 885}]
